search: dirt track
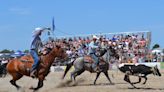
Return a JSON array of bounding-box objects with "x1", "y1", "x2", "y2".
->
[{"x1": 0, "y1": 69, "x2": 164, "y2": 92}]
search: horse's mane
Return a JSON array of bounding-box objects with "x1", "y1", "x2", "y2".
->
[
  {"x1": 99, "y1": 48, "x2": 107, "y2": 57},
  {"x1": 40, "y1": 45, "x2": 61, "y2": 67}
]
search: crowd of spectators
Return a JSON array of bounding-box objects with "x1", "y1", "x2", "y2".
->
[
  {"x1": 43, "y1": 32, "x2": 157, "y2": 64},
  {"x1": 0, "y1": 32, "x2": 162, "y2": 65}
]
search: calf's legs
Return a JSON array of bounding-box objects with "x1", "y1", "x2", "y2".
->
[{"x1": 124, "y1": 74, "x2": 137, "y2": 88}]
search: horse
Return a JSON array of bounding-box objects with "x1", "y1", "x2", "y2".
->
[
  {"x1": 6, "y1": 45, "x2": 67, "y2": 91},
  {"x1": 62, "y1": 46, "x2": 119, "y2": 85}
]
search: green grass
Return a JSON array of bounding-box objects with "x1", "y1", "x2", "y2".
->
[{"x1": 160, "y1": 62, "x2": 164, "y2": 69}]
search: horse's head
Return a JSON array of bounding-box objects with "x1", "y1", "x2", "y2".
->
[
  {"x1": 95, "y1": 48, "x2": 107, "y2": 57},
  {"x1": 107, "y1": 46, "x2": 119, "y2": 59}
]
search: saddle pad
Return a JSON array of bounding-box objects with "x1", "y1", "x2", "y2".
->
[
  {"x1": 19, "y1": 55, "x2": 34, "y2": 66},
  {"x1": 84, "y1": 56, "x2": 94, "y2": 63}
]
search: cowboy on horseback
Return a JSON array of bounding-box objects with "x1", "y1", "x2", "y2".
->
[
  {"x1": 88, "y1": 35, "x2": 100, "y2": 72},
  {"x1": 30, "y1": 27, "x2": 49, "y2": 77}
]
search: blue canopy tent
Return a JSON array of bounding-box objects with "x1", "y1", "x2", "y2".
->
[{"x1": 11, "y1": 50, "x2": 25, "y2": 58}]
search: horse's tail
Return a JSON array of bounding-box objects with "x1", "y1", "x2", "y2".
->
[
  {"x1": 0, "y1": 64, "x2": 4, "y2": 77},
  {"x1": 62, "y1": 59, "x2": 75, "y2": 79},
  {"x1": 0, "y1": 63, "x2": 8, "y2": 77}
]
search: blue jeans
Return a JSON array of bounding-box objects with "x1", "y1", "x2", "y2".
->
[
  {"x1": 90, "y1": 53, "x2": 99, "y2": 68},
  {"x1": 30, "y1": 50, "x2": 39, "y2": 71}
]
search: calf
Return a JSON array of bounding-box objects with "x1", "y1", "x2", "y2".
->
[{"x1": 118, "y1": 64, "x2": 161, "y2": 88}]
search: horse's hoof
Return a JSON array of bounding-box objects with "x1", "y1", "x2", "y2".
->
[
  {"x1": 29, "y1": 87, "x2": 34, "y2": 90},
  {"x1": 71, "y1": 81, "x2": 77, "y2": 86},
  {"x1": 29, "y1": 87, "x2": 38, "y2": 91},
  {"x1": 34, "y1": 88, "x2": 38, "y2": 91},
  {"x1": 29, "y1": 86, "x2": 36, "y2": 90},
  {"x1": 30, "y1": 75, "x2": 35, "y2": 79},
  {"x1": 16, "y1": 86, "x2": 21, "y2": 90}
]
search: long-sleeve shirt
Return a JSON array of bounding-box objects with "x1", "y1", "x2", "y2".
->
[
  {"x1": 88, "y1": 41, "x2": 99, "y2": 54},
  {"x1": 30, "y1": 35, "x2": 43, "y2": 52}
]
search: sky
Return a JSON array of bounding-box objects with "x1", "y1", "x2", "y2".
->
[{"x1": 0, "y1": 0, "x2": 164, "y2": 51}]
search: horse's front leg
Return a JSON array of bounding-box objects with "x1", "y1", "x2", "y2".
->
[
  {"x1": 36, "y1": 80, "x2": 44, "y2": 90},
  {"x1": 30, "y1": 79, "x2": 44, "y2": 91},
  {"x1": 30, "y1": 74, "x2": 45, "y2": 91},
  {"x1": 94, "y1": 72, "x2": 101, "y2": 85},
  {"x1": 103, "y1": 71, "x2": 114, "y2": 85},
  {"x1": 10, "y1": 73, "x2": 23, "y2": 90}
]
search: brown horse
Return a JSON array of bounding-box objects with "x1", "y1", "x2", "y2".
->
[{"x1": 7, "y1": 45, "x2": 67, "y2": 91}]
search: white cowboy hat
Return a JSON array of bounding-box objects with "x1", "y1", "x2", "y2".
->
[
  {"x1": 32, "y1": 27, "x2": 44, "y2": 36},
  {"x1": 92, "y1": 35, "x2": 99, "y2": 39}
]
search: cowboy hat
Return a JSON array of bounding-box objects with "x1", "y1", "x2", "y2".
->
[
  {"x1": 32, "y1": 27, "x2": 44, "y2": 37},
  {"x1": 92, "y1": 35, "x2": 99, "y2": 39}
]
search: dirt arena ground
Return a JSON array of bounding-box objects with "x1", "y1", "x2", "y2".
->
[{"x1": 0, "y1": 69, "x2": 164, "y2": 92}]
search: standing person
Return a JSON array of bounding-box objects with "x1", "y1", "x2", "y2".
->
[
  {"x1": 88, "y1": 35, "x2": 100, "y2": 72},
  {"x1": 30, "y1": 27, "x2": 48, "y2": 77}
]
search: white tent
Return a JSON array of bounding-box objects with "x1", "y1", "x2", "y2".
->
[
  {"x1": 152, "y1": 48, "x2": 164, "y2": 56},
  {"x1": 152, "y1": 49, "x2": 162, "y2": 53}
]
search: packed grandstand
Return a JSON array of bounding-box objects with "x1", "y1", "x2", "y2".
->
[{"x1": 41, "y1": 31, "x2": 163, "y2": 66}]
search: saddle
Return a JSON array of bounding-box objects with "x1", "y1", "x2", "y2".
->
[
  {"x1": 19, "y1": 55, "x2": 33, "y2": 63},
  {"x1": 18, "y1": 54, "x2": 45, "y2": 78},
  {"x1": 99, "y1": 57, "x2": 106, "y2": 65},
  {"x1": 84, "y1": 56, "x2": 105, "y2": 64},
  {"x1": 19, "y1": 55, "x2": 34, "y2": 71},
  {"x1": 84, "y1": 56, "x2": 94, "y2": 64}
]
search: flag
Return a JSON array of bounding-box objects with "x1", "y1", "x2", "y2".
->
[{"x1": 52, "y1": 17, "x2": 55, "y2": 31}]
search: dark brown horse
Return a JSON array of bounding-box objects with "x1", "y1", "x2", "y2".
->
[{"x1": 7, "y1": 45, "x2": 67, "y2": 91}]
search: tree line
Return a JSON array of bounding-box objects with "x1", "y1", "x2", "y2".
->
[{"x1": 0, "y1": 49, "x2": 29, "y2": 54}]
